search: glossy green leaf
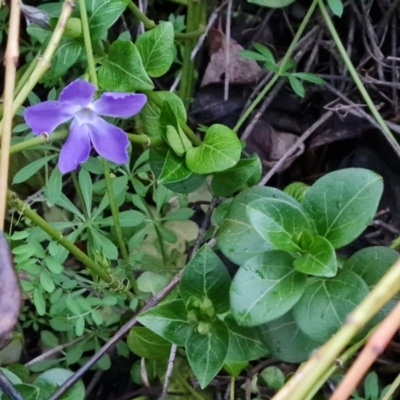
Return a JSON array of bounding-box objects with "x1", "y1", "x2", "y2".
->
[
  {"x1": 141, "y1": 92, "x2": 186, "y2": 138},
  {"x1": 231, "y1": 251, "x2": 306, "y2": 326},
  {"x1": 165, "y1": 125, "x2": 192, "y2": 156},
  {"x1": 127, "y1": 327, "x2": 171, "y2": 359},
  {"x1": 217, "y1": 187, "x2": 281, "y2": 265},
  {"x1": 246, "y1": 0, "x2": 295, "y2": 7},
  {"x1": 44, "y1": 38, "x2": 82, "y2": 80},
  {"x1": 137, "y1": 299, "x2": 192, "y2": 346},
  {"x1": 345, "y1": 246, "x2": 400, "y2": 324},
  {"x1": 292, "y1": 72, "x2": 324, "y2": 85},
  {"x1": 260, "y1": 311, "x2": 321, "y2": 362},
  {"x1": 180, "y1": 245, "x2": 231, "y2": 314},
  {"x1": 186, "y1": 124, "x2": 242, "y2": 174},
  {"x1": 186, "y1": 319, "x2": 229, "y2": 389},
  {"x1": 260, "y1": 366, "x2": 285, "y2": 391},
  {"x1": 86, "y1": 0, "x2": 128, "y2": 40},
  {"x1": 247, "y1": 196, "x2": 311, "y2": 252},
  {"x1": 302, "y1": 168, "x2": 383, "y2": 249},
  {"x1": 150, "y1": 145, "x2": 205, "y2": 193},
  {"x1": 284, "y1": 182, "x2": 309, "y2": 203},
  {"x1": 98, "y1": 40, "x2": 154, "y2": 92},
  {"x1": 224, "y1": 316, "x2": 269, "y2": 362},
  {"x1": 292, "y1": 270, "x2": 369, "y2": 343},
  {"x1": 223, "y1": 361, "x2": 248, "y2": 377},
  {"x1": 211, "y1": 155, "x2": 262, "y2": 197},
  {"x1": 136, "y1": 22, "x2": 175, "y2": 77},
  {"x1": 293, "y1": 235, "x2": 337, "y2": 277}
]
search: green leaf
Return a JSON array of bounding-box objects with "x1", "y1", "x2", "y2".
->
[
  {"x1": 260, "y1": 311, "x2": 321, "y2": 363},
  {"x1": 75, "y1": 316, "x2": 85, "y2": 336},
  {"x1": 44, "y1": 167, "x2": 62, "y2": 204},
  {"x1": 86, "y1": 0, "x2": 128, "y2": 40},
  {"x1": 98, "y1": 40, "x2": 154, "y2": 92},
  {"x1": 100, "y1": 210, "x2": 145, "y2": 227},
  {"x1": 345, "y1": 246, "x2": 400, "y2": 324},
  {"x1": 211, "y1": 155, "x2": 262, "y2": 197},
  {"x1": 150, "y1": 144, "x2": 205, "y2": 193},
  {"x1": 247, "y1": 196, "x2": 311, "y2": 252},
  {"x1": 253, "y1": 43, "x2": 276, "y2": 65},
  {"x1": 33, "y1": 288, "x2": 46, "y2": 316},
  {"x1": 12, "y1": 155, "x2": 55, "y2": 184},
  {"x1": 137, "y1": 299, "x2": 192, "y2": 346},
  {"x1": 35, "y1": 368, "x2": 85, "y2": 400},
  {"x1": 127, "y1": 327, "x2": 171, "y2": 359},
  {"x1": 327, "y1": 0, "x2": 343, "y2": 17},
  {"x1": 165, "y1": 125, "x2": 192, "y2": 156},
  {"x1": 44, "y1": 38, "x2": 82, "y2": 81},
  {"x1": 288, "y1": 75, "x2": 305, "y2": 98},
  {"x1": 186, "y1": 124, "x2": 242, "y2": 174},
  {"x1": 260, "y1": 366, "x2": 285, "y2": 391},
  {"x1": 141, "y1": 92, "x2": 187, "y2": 139},
  {"x1": 180, "y1": 245, "x2": 231, "y2": 314},
  {"x1": 186, "y1": 319, "x2": 229, "y2": 389},
  {"x1": 40, "y1": 271, "x2": 55, "y2": 293},
  {"x1": 231, "y1": 251, "x2": 306, "y2": 326},
  {"x1": 246, "y1": 0, "x2": 295, "y2": 7},
  {"x1": 217, "y1": 187, "x2": 279, "y2": 265},
  {"x1": 284, "y1": 182, "x2": 309, "y2": 203},
  {"x1": 78, "y1": 168, "x2": 92, "y2": 217},
  {"x1": 293, "y1": 235, "x2": 337, "y2": 277},
  {"x1": 136, "y1": 22, "x2": 175, "y2": 77},
  {"x1": 364, "y1": 372, "x2": 379, "y2": 400},
  {"x1": 292, "y1": 270, "x2": 369, "y2": 343},
  {"x1": 240, "y1": 50, "x2": 269, "y2": 62},
  {"x1": 302, "y1": 168, "x2": 383, "y2": 249},
  {"x1": 224, "y1": 316, "x2": 269, "y2": 363},
  {"x1": 291, "y1": 72, "x2": 324, "y2": 85},
  {"x1": 162, "y1": 208, "x2": 195, "y2": 221},
  {"x1": 223, "y1": 361, "x2": 248, "y2": 377},
  {"x1": 89, "y1": 228, "x2": 118, "y2": 260}
]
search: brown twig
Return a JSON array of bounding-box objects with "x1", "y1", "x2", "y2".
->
[{"x1": 330, "y1": 301, "x2": 400, "y2": 400}]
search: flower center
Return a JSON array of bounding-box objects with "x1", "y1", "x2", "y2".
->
[{"x1": 75, "y1": 106, "x2": 96, "y2": 124}]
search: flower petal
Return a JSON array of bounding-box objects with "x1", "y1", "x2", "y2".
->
[
  {"x1": 59, "y1": 80, "x2": 96, "y2": 107},
  {"x1": 93, "y1": 93, "x2": 147, "y2": 118},
  {"x1": 58, "y1": 119, "x2": 91, "y2": 174},
  {"x1": 24, "y1": 101, "x2": 73, "y2": 135},
  {"x1": 88, "y1": 117, "x2": 129, "y2": 165}
]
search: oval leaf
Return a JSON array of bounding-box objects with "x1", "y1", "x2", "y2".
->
[
  {"x1": 247, "y1": 196, "x2": 311, "y2": 252},
  {"x1": 303, "y1": 168, "x2": 383, "y2": 249},
  {"x1": 292, "y1": 270, "x2": 369, "y2": 343},
  {"x1": 186, "y1": 319, "x2": 229, "y2": 389},
  {"x1": 127, "y1": 327, "x2": 171, "y2": 359},
  {"x1": 186, "y1": 124, "x2": 242, "y2": 174},
  {"x1": 230, "y1": 251, "x2": 306, "y2": 326},
  {"x1": 180, "y1": 245, "x2": 231, "y2": 314},
  {"x1": 136, "y1": 22, "x2": 175, "y2": 77},
  {"x1": 98, "y1": 40, "x2": 154, "y2": 92}
]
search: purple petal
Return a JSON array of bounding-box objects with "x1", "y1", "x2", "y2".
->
[
  {"x1": 24, "y1": 101, "x2": 73, "y2": 135},
  {"x1": 93, "y1": 93, "x2": 147, "y2": 118},
  {"x1": 59, "y1": 80, "x2": 96, "y2": 107},
  {"x1": 58, "y1": 119, "x2": 91, "y2": 174},
  {"x1": 88, "y1": 117, "x2": 129, "y2": 165}
]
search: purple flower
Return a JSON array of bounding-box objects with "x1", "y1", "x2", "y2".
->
[{"x1": 24, "y1": 80, "x2": 147, "y2": 174}]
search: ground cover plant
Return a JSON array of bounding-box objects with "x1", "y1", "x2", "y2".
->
[{"x1": 1, "y1": 0, "x2": 400, "y2": 399}]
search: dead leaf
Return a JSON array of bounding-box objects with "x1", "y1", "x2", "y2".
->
[{"x1": 201, "y1": 34, "x2": 263, "y2": 87}]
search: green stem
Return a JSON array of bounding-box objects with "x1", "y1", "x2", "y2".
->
[
  {"x1": 102, "y1": 160, "x2": 129, "y2": 265},
  {"x1": 7, "y1": 190, "x2": 131, "y2": 296},
  {"x1": 8, "y1": 0, "x2": 74, "y2": 121},
  {"x1": 233, "y1": 0, "x2": 317, "y2": 133},
  {"x1": 14, "y1": 56, "x2": 39, "y2": 98},
  {"x1": 9, "y1": 130, "x2": 68, "y2": 154},
  {"x1": 127, "y1": 1, "x2": 156, "y2": 29},
  {"x1": 71, "y1": 172, "x2": 89, "y2": 219},
  {"x1": 178, "y1": 0, "x2": 203, "y2": 107},
  {"x1": 175, "y1": 26, "x2": 205, "y2": 41},
  {"x1": 317, "y1": 0, "x2": 400, "y2": 154},
  {"x1": 79, "y1": 0, "x2": 97, "y2": 87},
  {"x1": 143, "y1": 90, "x2": 201, "y2": 145}
]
